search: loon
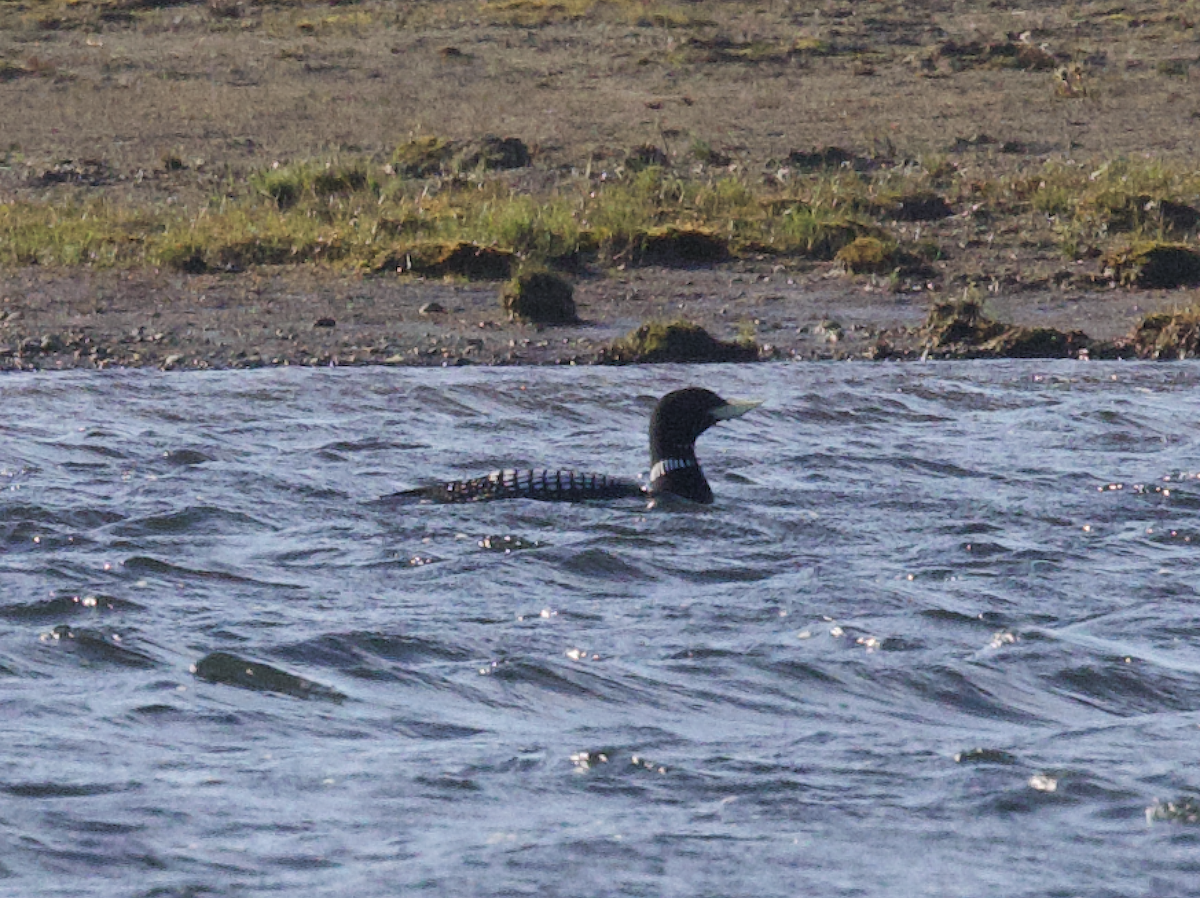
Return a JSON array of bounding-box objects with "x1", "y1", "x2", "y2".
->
[{"x1": 389, "y1": 387, "x2": 761, "y2": 504}]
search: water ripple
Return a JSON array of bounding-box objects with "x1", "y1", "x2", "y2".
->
[{"x1": 2, "y1": 362, "x2": 1200, "y2": 896}]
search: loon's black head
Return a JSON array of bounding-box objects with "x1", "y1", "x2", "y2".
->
[{"x1": 647, "y1": 387, "x2": 761, "y2": 504}]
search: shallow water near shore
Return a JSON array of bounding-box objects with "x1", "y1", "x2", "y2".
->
[{"x1": 4, "y1": 361, "x2": 1200, "y2": 897}]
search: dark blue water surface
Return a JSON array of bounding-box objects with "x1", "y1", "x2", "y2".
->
[{"x1": 4, "y1": 362, "x2": 1200, "y2": 897}]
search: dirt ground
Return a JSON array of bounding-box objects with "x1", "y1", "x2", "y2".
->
[{"x1": 0, "y1": 0, "x2": 1198, "y2": 370}]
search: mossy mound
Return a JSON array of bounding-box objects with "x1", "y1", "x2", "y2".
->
[
  {"x1": 458, "y1": 136, "x2": 530, "y2": 172},
  {"x1": 922, "y1": 299, "x2": 1087, "y2": 359},
  {"x1": 924, "y1": 299, "x2": 1005, "y2": 346},
  {"x1": 691, "y1": 141, "x2": 731, "y2": 167},
  {"x1": 160, "y1": 242, "x2": 209, "y2": 274},
  {"x1": 500, "y1": 271, "x2": 577, "y2": 324},
  {"x1": 1089, "y1": 194, "x2": 1200, "y2": 234},
  {"x1": 391, "y1": 137, "x2": 457, "y2": 177},
  {"x1": 0, "y1": 58, "x2": 37, "y2": 82},
  {"x1": 631, "y1": 227, "x2": 730, "y2": 266},
  {"x1": 835, "y1": 236, "x2": 898, "y2": 274},
  {"x1": 626, "y1": 144, "x2": 670, "y2": 171},
  {"x1": 883, "y1": 192, "x2": 954, "y2": 222},
  {"x1": 977, "y1": 326, "x2": 1089, "y2": 359},
  {"x1": 381, "y1": 242, "x2": 515, "y2": 280},
  {"x1": 786, "y1": 146, "x2": 872, "y2": 173},
  {"x1": 1130, "y1": 310, "x2": 1200, "y2": 360},
  {"x1": 31, "y1": 159, "x2": 112, "y2": 188},
  {"x1": 601, "y1": 320, "x2": 758, "y2": 364},
  {"x1": 1105, "y1": 243, "x2": 1200, "y2": 289},
  {"x1": 1159, "y1": 201, "x2": 1200, "y2": 232},
  {"x1": 391, "y1": 136, "x2": 530, "y2": 178},
  {"x1": 793, "y1": 220, "x2": 872, "y2": 261},
  {"x1": 934, "y1": 39, "x2": 1058, "y2": 72}
]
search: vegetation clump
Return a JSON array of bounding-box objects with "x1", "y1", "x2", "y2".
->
[
  {"x1": 835, "y1": 236, "x2": 897, "y2": 274},
  {"x1": 500, "y1": 270, "x2": 577, "y2": 323},
  {"x1": 31, "y1": 159, "x2": 112, "y2": 187},
  {"x1": 882, "y1": 192, "x2": 954, "y2": 222},
  {"x1": 382, "y1": 241, "x2": 515, "y2": 281},
  {"x1": 160, "y1": 242, "x2": 209, "y2": 274},
  {"x1": 391, "y1": 135, "x2": 530, "y2": 178},
  {"x1": 161, "y1": 234, "x2": 334, "y2": 273},
  {"x1": 924, "y1": 298, "x2": 1005, "y2": 347},
  {"x1": 921, "y1": 298, "x2": 1087, "y2": 358},
  {"x1": 1104, "y1": 243, "x2": 1200, "y2": 289},
  {"x1": 625, "y1": 144, "x2": 669, "y2": 171},
  {"x1": 1130, "y1": 310, "x2": 1200, "y2": 360},
  {"x1": 989, "y1": 326, "x2": 1091, "y2": 359},
  {"x1": 392, "y1": 137, "x2": 457, "y2": 178},
  {"x1": 1090, "y1": 194, "x2": 1200, "y2": 234},
  {"x1": 458, "y1": 136, "x2": 530, "y2": 172},
  {"x1": 601, "y1": 320, "x2": 757, "y2": 364},
  {"x1": 690, "y1": 140, "x2": 731, "y2": 167},
  {"x1": 251, "y1": 161, "x2": 372, "y2": 209},
  {"x1": 1146, "y1": 199, "x2": 1199, "y2": 233},
  {"x1": 773, "y1": 210, "x2": 870, "y2": 260},
  {"x1": 932, "y1": 39, "x2": 1058, "y2": 72},
  {"x1": 632, "y1": 227, "x2": 729, "y2": 266},
  {"x1": 787, "y1": 146, "x2": 872, "y2": 173},
  {"x1": 0, "y1": 57, "x2": 43, "y2": 82}
]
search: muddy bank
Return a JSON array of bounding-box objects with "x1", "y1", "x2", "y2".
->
[{"x1": 0, "y1": 265, "x2": 1192, "y2": 371}]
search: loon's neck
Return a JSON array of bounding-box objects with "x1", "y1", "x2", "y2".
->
[{"x1": 648, "y1": 451, "x2": 712, "y2": 504}]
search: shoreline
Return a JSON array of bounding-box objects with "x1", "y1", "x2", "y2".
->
[{"x1": 0, "y1": 264, "x2": 1194, "y2": 372}]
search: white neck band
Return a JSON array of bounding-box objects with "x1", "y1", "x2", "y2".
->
[{"x1": 650, "y1": 457, "x2": 697, "y2": 481}]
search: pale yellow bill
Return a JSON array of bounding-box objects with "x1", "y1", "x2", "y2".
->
[{"x1": 712, "y1": 399, "x2": 763, "y2": 421}]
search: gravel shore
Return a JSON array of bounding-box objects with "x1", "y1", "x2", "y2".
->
[{"x1": 0, "y1": 265, "x2": 1189, "y2": 371}]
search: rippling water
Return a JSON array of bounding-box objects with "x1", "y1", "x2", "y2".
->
[{"x1": 5, "y1": 362, "x2": 1200, "y2": 897}]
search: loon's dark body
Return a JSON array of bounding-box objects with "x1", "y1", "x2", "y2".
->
[{"x1": 391, "y1": 387, "x2": 760, "y2": 505}]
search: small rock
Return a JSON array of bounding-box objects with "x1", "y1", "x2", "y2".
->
[
  {"x1": 162, "y1": 354, "x2": 183, "y2": 370},
  {"x1": 314, "y1": 317, "x2": 336, "y2": 328},
  {"x1": 419, "y1": 301, "x2": 446, "y2": 315}
]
